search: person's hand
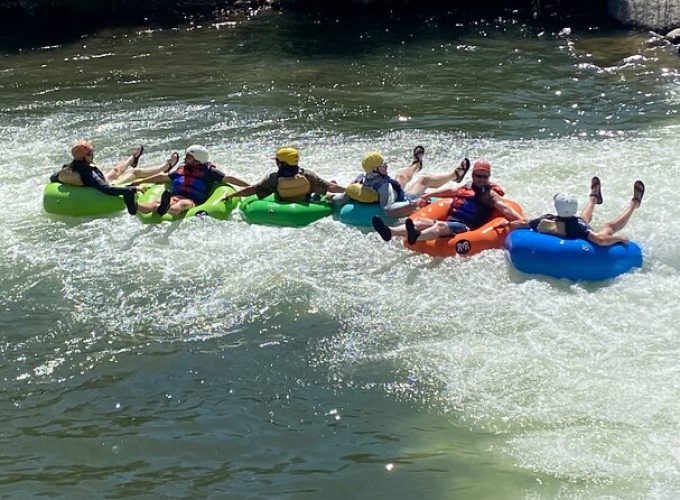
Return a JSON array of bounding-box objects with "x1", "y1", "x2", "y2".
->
[
  {"x1": 418, "y1": 195, "x2": 432, "y2": 207},
  {"x1": 136, "y1": 185, "x2": 147, "y2": 193},
  {"x1": 496, "y1": 220, "x2": 510, "y2": 229}
]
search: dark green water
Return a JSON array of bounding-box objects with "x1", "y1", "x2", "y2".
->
[{"x1": 1, "y1": 11, "x2": 679, "y2": 498}]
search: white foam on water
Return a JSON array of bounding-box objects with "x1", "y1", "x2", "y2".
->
[{"x1": 1, "y1": 58, "x2": 679, "y2": 496}]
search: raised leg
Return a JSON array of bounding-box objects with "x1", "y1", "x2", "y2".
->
[
  {"x1": 394, "y1": 163, "x2": 421, "y2": 187},
  {"x1": 580, "y1": 195, "x2": 597, "y2": 223},
  {"x1": 105, "y1": 156, "x2": 134, "y2": 182},
  {"x1": 406, "y1": 171, "x2": 460, "y2": 197},
  {"x1": 598, "y1": 180, "x2": 644, "y2": 235},
  {"x1": 599, "y1": 201, "x2": 637, "y2": 236},
  {"x1": 106, "y1": 145, "x2": 144, "y2": 183},
  {"x1": 581, "y1": 176, "x2": 603, "y2": 223},
  {"x1": 394, "y1": 146, "x2": 426, "y2": 186}
]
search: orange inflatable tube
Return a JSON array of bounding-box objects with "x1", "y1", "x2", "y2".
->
[{"x1": 405, "y1": 198, "x2": 523, "y2": 257}]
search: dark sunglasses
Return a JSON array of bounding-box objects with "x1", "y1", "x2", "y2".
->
[{"x1": 473, "y1": 173, "x2": 489, "y2": 179}]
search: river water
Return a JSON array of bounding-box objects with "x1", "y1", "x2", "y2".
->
[{"x1": 1, "y1": 11, "x2": 679, "y2": 498}]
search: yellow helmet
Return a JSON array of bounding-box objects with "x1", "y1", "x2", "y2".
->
[
  {"x1": 275, "y1": 147, "x2": 299, "y2": 166},
  {"x1": 362, "y1": 151, "x2": 384, "y2": 173}
]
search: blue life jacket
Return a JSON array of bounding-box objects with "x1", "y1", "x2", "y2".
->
[
  {"x1": 360, "y1": 173, "x2": 406, "y2": 202},
  {"x1": 169, "y1": 163, "x2": 213, "y2": 203},
  {"x1": 449, "y1": 182, "x2": 504, "y2": 229}
]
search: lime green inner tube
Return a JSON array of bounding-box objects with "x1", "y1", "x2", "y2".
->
[
  {"x1": 136, "y1": 184, "x2": 239, "y2": 224},
  {"x1": 239, "y1": 194, "x2": 332, "y2": 227},
  {"x1": 43, "y1": 182, "x2": 126, "y2": 217}
]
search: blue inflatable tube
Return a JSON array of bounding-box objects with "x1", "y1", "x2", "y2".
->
[{"x1": 505, "y1": 229, "x2": 643, "y2": 281}]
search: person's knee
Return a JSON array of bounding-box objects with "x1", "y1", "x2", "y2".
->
[
  {"x1": 414, "y1": 218, "x2": 433, "y2": 229},
  {"x1": 406, "y1": 180, "x2": 426, "y2": 195},
  {"x1": 168, "y1": 205, "x2": 184, "y2": 216},
  {"x1": 137, "y1": 201, "x2": 155, "y2": 214},
  {"x1": 394, "y1": 175, "x2": 408, "y2": 187},
  {"x1": 169, "y1": 200, "x2": 194, "y2": 215},
  {"x1": 434, "y1": 221, "x2": 450, "y2": 235}
]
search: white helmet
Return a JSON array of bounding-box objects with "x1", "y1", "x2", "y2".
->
[
  {"x1": 553, "y1": 193, "x2": 578, "y2": 217},
  {"x1": 185, "y1": 145, "x2": 210, "y2": 164}
]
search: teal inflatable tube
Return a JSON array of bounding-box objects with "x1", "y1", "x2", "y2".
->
[
  {"x1": 240, "y1": 194, "x2": 332, "y2": 227},
  {"x1": 505, "y1": 229, "x2": 643, "y2": 281},
  {"x1": 336, "y1": 201, "x2": 386, "y2": 227},
  {"x1": 136, "y1": 184, "x2": 239, "y2": 223},
  {"x1": 43, "y1": 182, "x2": 126, "y2": 216},
  {"x1": 335, "y1": 198, "x2": 437, "y2": 227}
]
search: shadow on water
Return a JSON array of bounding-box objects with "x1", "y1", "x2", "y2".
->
[
  {"x1": 505, "y1": 263, "x2": 637, "y2": 291},
  {"x1": 282, "y1": 0, "x2": 609, "y2": 22},
  {"x1": 253, "y1": 5, "x2": 615, "y2": 60},
  {"x1": 0, "y1": 0, "x2": 248, "y2": 51},
  {"x1": 0, "y1": 0, "x2": 612, "y2": 52},
  {"x1": 0, "y1": 20, "x2": 176, "y2": 52}
]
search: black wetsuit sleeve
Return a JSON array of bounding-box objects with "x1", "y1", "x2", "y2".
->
[{"x1": 74, "y1": 163, "x2": 136, "y2": 197}]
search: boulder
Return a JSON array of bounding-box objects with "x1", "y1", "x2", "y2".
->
[
  {"x1": 666, "y1": 27, "x2": 680, "y2": 43},
  {"x1": 608, "y1": 0, "x2": 680, "y2": 30}
]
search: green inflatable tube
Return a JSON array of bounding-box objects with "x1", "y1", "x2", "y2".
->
[
  {"x1": 43, "y1": 182, "x2": 126, "y2": 217},
  {"x1": 239, "y1": 194, "x2": 333, "y2": 227},
  {"x1": 136, "y1": 184, "x2": 239, "y2": 223}
]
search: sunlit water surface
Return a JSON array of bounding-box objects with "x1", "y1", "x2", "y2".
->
[{"x1": 1, "y1": 12, "x2": 679, "y2": 498}]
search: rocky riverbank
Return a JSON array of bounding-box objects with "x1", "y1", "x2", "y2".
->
[{"x1": 609, "y1": 0, "x2": 680, "y2": 30}]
